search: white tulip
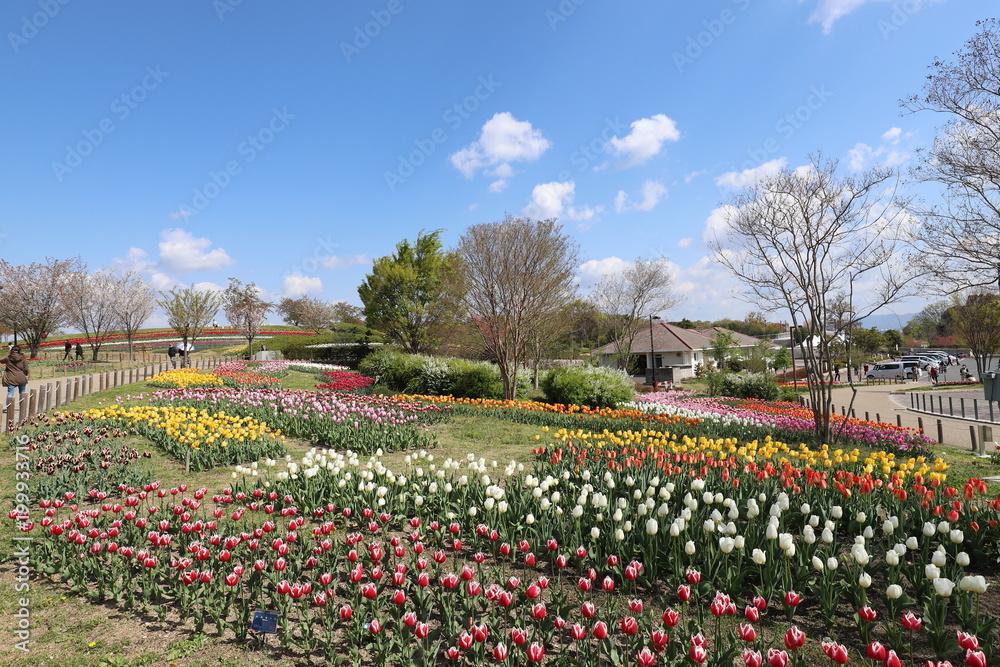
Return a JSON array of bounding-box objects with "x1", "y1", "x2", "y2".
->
[
  {"x1": 931, "y1": 550, "x2": 947, "y2": 567},
  {"x1": 959, "y1": 575, "x2": 988, "y2": 594},
  {"x1": 886, "y1": 584, "x2": 903, "y2": 599},
  {"x1": 858, "y1": 572, "x2": 872, "y2": 588},
  {"x1": 812, "y1": 556, "x2": 824, "y2": 571},
  {"x1": 826, "y1": 557, "x2": 839, "y2": 570},
  {"x1": 590, "y1": 527, "x2": 600, "y2": 539},
  {"x1": 719, "y1": 537, "x2": 735, "y2": 554},
  {"x1": 957, "y1": 552, "x2": 970, "y2": 567},
  {"x1": 906, "y1": 536, "x2": 919, "y2": 550},
  {"x1": 932, "y1": 577, "x2": 955, "y2": 597},
  {"x1": 831, "y1": 505, "x2": 843, "y2": 519},
  {"x1": 646, "y1": 518, "x2": 659, "y2": 536},
  {"x1": 949, "y1": 529, "x2": 964, "y2": 544},
  {"x1": 614, "y1": 528, "x2": 625, "y2": 541},
  {"x1": 925, "y1": 563, "x2": 941, "y2": 580},
  {"x1": 752, "y1": 548, "x2": 766, "y2": 565},
  {"x1": 885, "y1": 551, "x2": 899, "y2": 567},
  {"x1": 685, "y1": 541, "x2": 696, "y2": 555}
]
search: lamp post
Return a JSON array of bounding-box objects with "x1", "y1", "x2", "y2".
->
[{"x1": 649, "y1": 315, "x2": 660, "y2": 387}]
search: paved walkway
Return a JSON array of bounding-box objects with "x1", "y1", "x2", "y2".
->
[{"x1": 819, "y1": 380, "x2": 998, "y2": 453}]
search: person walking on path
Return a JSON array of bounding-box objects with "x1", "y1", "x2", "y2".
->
[
  {"x1": 930, "y1": 366, "x2": 938, "y2": 384},
  {"x1": 1, "y1": 345, "x2": 29, "y2": 409},
  {"x1": 74, "y1": 343, "x2": 84, "y2": 360},
  {"x1": 62, "y1": 340, "x2": 72, "y2": 361},
  {"x1": 834, "y1": 364, "x2": 842, "y2": 382},
  {"x1": 167, "y1": 344, "x2": 178, "y2": 369}
]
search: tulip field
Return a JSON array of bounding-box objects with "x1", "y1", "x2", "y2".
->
[{"x1": 4, "y1": 374, "x2": 1000, "y2": 666}]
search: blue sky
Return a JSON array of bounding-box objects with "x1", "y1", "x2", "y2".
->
[{"x1": 1, "y1": 0, "x2": 984, "y2": 327}]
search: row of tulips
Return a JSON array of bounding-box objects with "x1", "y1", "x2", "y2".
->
[
  {"x1": 627, "y1": 393, "x2": 935, "y2": 457},
  {"x1": 134, "y1": 387, "x2": 448, "y2": 455},
  {"x1": 17, "y1": 438, "x2": 999, "y2": 664}
]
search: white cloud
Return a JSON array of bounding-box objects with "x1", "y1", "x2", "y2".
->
[
  {"x1": 702, "y1": 205, "x2": 739, "y2": 244},
  {"x1": 450, "y1": 112, "x2": 551, "y2": 182},
  {"x1": 158, "y1": 228, "x2": 235, "y2": 273},
  {"x1": 282, "y1": 273, "x2": 324, "y2": 297},
  {"x1": 678, "y1": 237, "x2": 693, "y2": 249},
  {"x1": 575, "y1": 256, "x2": 631, "y2": 289},
  {"x1": 845, "y1": 127, "x2": 913, "y2": 171},
  {"x1": 605, "y1": 114, "x2": 680, "y2": 167},
  {"x1": 715, "y1": 158, "x2": 788, "y2": 189},
  {"x1": 318, "y1": 254, "x2": 369, "y2": 270},
  {"x1": 684, "y1": 169, "x2": 708, "y2": 183},
  {"x1": 523, "y1": 181, "x2": 603, "y2": 222},
  {"x1": 615, "y1": 180, "x2": 668, "y2": 213},
  {"x1": 803, "y1": 0, "x2": 944, "y2": 34},
  {"x1": 191, "y1": 281, "x2": 224, "y2": 293}
]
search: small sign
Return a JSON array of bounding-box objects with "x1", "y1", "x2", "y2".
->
[{"x1": 251, "y1": 609, "x2": 278, "y2": 634}]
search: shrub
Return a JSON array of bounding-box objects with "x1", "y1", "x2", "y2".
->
[
  {"x1": 708, "y1": 372, "x2": 780, "y2": 400},
  {"x1": 540, "y1": 365, "x2": 634, "y2": 408},
  {"x1": 449, "y1": 361, "x2": 504, "y2": 400},
  {"x1": 358, "y1": 350, "x2": 522, "y2": 399}
]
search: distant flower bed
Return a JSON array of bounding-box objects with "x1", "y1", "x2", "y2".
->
[
  {"x1": 147, "y1": 368, "x2": 224, "y2": 389},
  {"x1": 932, "y1": 380, "x2": 982, "y2": 388},
  {"x1": 314, "y1": 369, "x2": 374, "y2": 392},
  {"x1": 37, "y1": 328, "x2": 318, "y2": 350}
]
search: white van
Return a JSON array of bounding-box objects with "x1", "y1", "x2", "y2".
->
[{"x1": 866, "y1": 362, "x2": 915, "y2": 380}]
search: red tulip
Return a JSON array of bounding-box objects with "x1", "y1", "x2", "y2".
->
[
  {"x1": 650, "y1": 629, "x2": 669, "y2": 651},
  {"x1": 901, "y1": 611, "x2": 922, "y2": 630},
  {"x1": 493, "y1": 643, "x2": 508, "y2": 661},
  {"x1": 607, "y1": 554, "x2": 619, "y2": 567},
  {"x1": 570, "y1": 623, "x2": 587, "y2": 640},
  {"x1": 957, "y1": 631, "x2": 979, "y2": 651},
  {"x1": 402, "y1": 611, "x2": 417, "y2": 627},
  {"x1": 637, "y1": 646, "x2": 657, "y2": 666},
  {"x1": 766, "y1": 648, "x2": 789, "y2": 667},
  {"x1": 510, "y1": 628, "x2": 528, "y2": 646},
  {"x1": 593, "y1": 621, "x2": 608, "y2": 640},
  {"x1": 743, "y1": 649, "x2": 763, "y2": 667},
  {"x1": 458, "y1": 630, "x2": 473, "y2": 650},
  {"x1": 690, "y1": 644, "x2": 708, "y2": 663},
  {"x1": 444, "y1": 646, "x2": 460, "y2": 661},
  {"x1": 629, "y1": 598, "x2": 643, "y2": 613},
  {"x1": 783, "y1": 626, "x2": 805, "y2": 650},
  {"x1": 677, "y1": 585, "x2": 691, "y2": 602},
  {"x1": 866, "y1": 641, "x2": 887, "y2": 661},
  {"x1": 582, "y1": 601, "x2": 597, "y2": 618},
  {"x1": 531, "y1": 603, "x2": 546, "y2": 620},
  {"x1": 753, "y1": 595, "x2": 767, "y2": 610},
  {"x1": 661, "y1": 608, "x2": 679, "y2": 627},
  {"x1": 602, "y1": 576, "x2": 615, "y2": 592},
  {"x1": 966, "y1": 650, "x2": 987, "y2": 667},
  {"x1": 821, "y1": 640, "x2": 848, "y2": 665},
  {"x1": 745, "y1": 605, "x2": 760, "y2": 622},
  {"x1": 466, "y1": 581, "x2": 482, "y2": 597},
  {"x1": 737, "y1": 623, "x2": 757, "y2": 642},
  {"x1": 620, "y1": 616, "x2": 638, "y2": 635},
  {"x1": 526, "y1": 583, "x2": 541, "y2": 599},
  {"x1": 783, "y1": 591, "x2": 801, "y2": 607},
  {"x1": 686, "y1": 568, "x2": 701, "y2": 584},
  {"x1": 473, "y1": 623, "x2": 488, "y2": 643},
  {"x1": 578, "y1": 577, "x2": 592, "y2": 592},
  {"x1": 575, "y1": 546, "x2": 587, "y2": 559},
  {"x1": 312, "y1": 592, "x2": 327, "y2": 606},
  {"x1": 884, "y1": 649, "x2": 902, "y2": 667},
  {"x1": 527, "y1": 642, "x2": 545, "y2": 663},
  {"x1": 392, "y1": 589, "x2": 406, "y2": 605},
  {"x1": 361, "y1": 583, "x2": 377, "y2": 599},
  {"x1": 415, "y1": 622, "x2": 429, "y2": 639},
  {"x1": 498, "y1": 590, "x2": 513, "y2": 607},
  {"x1": 225, "y1": 573, "x2": 239, "y2": 587},
  {"x1": 858, "y1": 606, "x2": 877, "y2": 622}
]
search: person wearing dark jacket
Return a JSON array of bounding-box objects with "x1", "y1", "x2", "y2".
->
[
  {"x1": 1, "y1": 345, "x2": 30, "y2": 408},
  {"x1": 75, "y1": 343, "x2": 84, "y2": 360},
  {"x1": 62, "y1": 340, "x2": 72, "y2": 360},
  {"x1": 168, "y1": 344, "x2": 178, "y2": 368}
]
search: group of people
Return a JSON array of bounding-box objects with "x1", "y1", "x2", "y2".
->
[
  {"x1": 167, "y1": 342, "x2": 194, "y2": 368},
  {"x1": 62, "y1": 340, "x2": 84, "y2": 361}
]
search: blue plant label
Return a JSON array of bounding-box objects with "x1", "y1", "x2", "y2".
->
[{"x1": 251, "y1": 609, "x2": 278, "y2": 634}]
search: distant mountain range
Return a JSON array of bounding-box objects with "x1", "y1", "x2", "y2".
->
[{"x1": 858, "y1": 313, "x2": 915, "y2": 331}]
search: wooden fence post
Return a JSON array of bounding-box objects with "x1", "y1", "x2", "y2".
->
[{"x1": 55, "y1": 381, "x2": 62, "y2": 407}]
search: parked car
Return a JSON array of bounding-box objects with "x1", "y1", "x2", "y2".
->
[
  {"x1": 899, "y1": 355, "x2": 939, "y2": 370},
  {"x1": 867, "y1": 361, "x2": 921, "y2": 380}
]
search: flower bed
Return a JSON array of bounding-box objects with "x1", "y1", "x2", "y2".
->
[
  {"x1": 78, "y1": 405, "x2": 285, "y2": 470},
  {"x1": 629, "y1": 393, "x2": 935, "y2": 456},
  {"x1": 15, "y1": 430, "x2": 997, "y2": 666},
  {"x1": 315, "y1": 370, "x2": 375, "y2": 393},
  {"x1": 122, "y1": 387, "x2": 449, "y2": 455}
]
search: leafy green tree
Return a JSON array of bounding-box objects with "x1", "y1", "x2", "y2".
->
[
  {"x1": 950, "y1": 292, "x2": 1000, "y2": 377},
  {"x1": 709, "y1": 330, "x2": 739, "y2": 369},
  {"x1": 157, "y1": 286, "x2": 221, "y2": 367},
  {"x1": 740, "y1": 339, "x2": 777, "y2": 374},
  {"x1": 851, "y1": 326, "x2": 886, "y2": 359},
  {"x1": 771, "y1": 345, "x2": 791, "y2": 373},
  {"x1": 883, "y1": 329, "x2": 904, "y2": 352},
  {"x1": 358, "y1": 230, "x2": 460, "y2": 354}
]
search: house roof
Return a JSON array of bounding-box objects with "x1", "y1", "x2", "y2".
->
[
  {"x1": 694, "y1": 327, "x2": 765, "y2": 348},
  {"x1": 592, "y1": 321, "x2": 715, "y2": 355}
]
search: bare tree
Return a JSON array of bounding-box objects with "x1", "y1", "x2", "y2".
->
[
  {"x1": 949, "y1": 291, "x2": 1000, "y2": 378},
  {"x1": 115, "y1": 271, "x2": 156, "y2": 361},
  {"x1": 0, "y1": 257, "x2": 82, "y2": 358},
  {"x1": 157, "y1": 286, "x2": 221, "y2": 367},
  {"x1": 457, "y1": 216, "x2": 579, "y2": 400},
  {"x1": 589, "y1": 257, "x2": 682, "y2": 372},
  {"x1": 277, "y1": 296, "x2": 337, "y2": 333},
  {"x1": 222, "y1": 278, "x2": 272, "y2": 359},
  {"x1": 905, "y1": 19, "x2": 1000, "y2": 292},
  {"x1": 709, "y1": 156, "x2": 917, "y2": 445},
  {"x1": 62, "y1": 266, "x2": 124, "y2": 361}
]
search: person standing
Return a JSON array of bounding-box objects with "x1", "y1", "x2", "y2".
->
[
  {"x1": 1, "y1": 345, "x2": 30, "y2": 409},
  {"x1": 74, "y1": 343, "x2": 84, "y2": 360},
  {"x1": 167, "y1": 344, "x2": 178, "y2": 369},
  {"x1": 62, "y1": 340, "x2": 72, "y2": 360},
  {"x1": 930, "y1": 366, "x2": 938, "y2": 384}
]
